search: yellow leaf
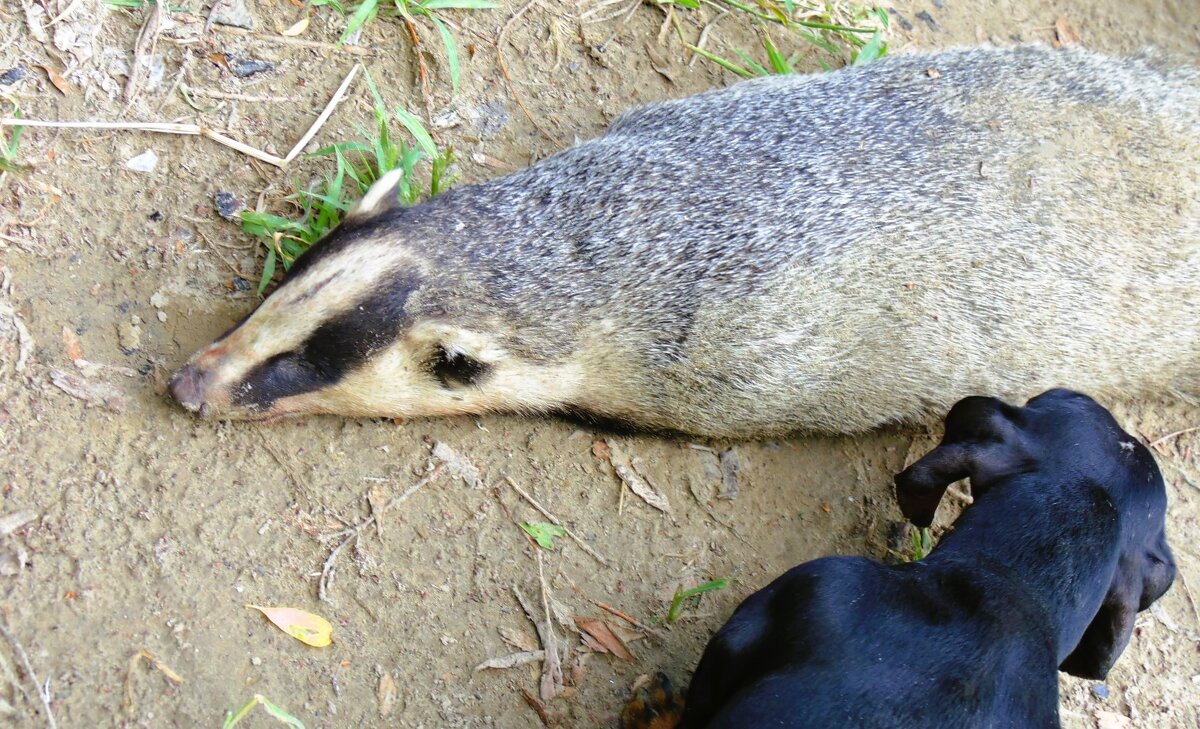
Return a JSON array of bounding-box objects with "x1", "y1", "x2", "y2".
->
[
  {"x1": 246, "y1": 605, "x2": 333, "y2": 647},
  {"x1": 281, "y1": 16, "x2": 310, "y2": 37}
]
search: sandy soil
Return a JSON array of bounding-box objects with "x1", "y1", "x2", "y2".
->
[{"x1": 0, "y1": 0, "x2": 1198, "y2": 727}]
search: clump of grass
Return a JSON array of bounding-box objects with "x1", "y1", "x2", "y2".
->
[
  {"x1": 223, "y1": 694, "x2": 304, "y2": 728},
  {"x1": 667, "y1": 578, "x2": 730, "y2": 622},
  {"x1": 663, "y1": 0, "x2": 889, "y2": 74},
  {"x1": 240, "y1": 71, "x2": 456, "y2": 294},
  {"x1": 910, "y1": 526, "x2": 933, "y2": 561},
  {"x1": 330, "y1": 0, "x2": 496, "y2": 90},
  {"x1": 0, "y1": 107, "x2": 24, "y2": 186}
]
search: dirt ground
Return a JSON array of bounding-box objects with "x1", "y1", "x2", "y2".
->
[{"x1": 0, "y1": 0, "x2": 1198, "y2": 727}]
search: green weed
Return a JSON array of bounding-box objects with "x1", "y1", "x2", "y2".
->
[
  {"x1": 0, "y1": 108, "x2": 24, "y2": 182},
  {"x1": 667, "y1": 578, "x2": 730, "y2": 622},
  {"x1": 240, "y1": 71, "x2": 456, "y2": 294},
  {"x1": 223, "y1": 694, "x2": 304, "y2": 729},
  {"x1": 335, "y1": 0, "x2": 496, "y2": 91},
  {"x1": 664, "y1": 0, "x2": 889, "y2": 74}
]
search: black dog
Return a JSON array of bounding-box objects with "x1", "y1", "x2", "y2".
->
[{"x1": 623, "y1": 389, "x2": 1175, "y2": 729}]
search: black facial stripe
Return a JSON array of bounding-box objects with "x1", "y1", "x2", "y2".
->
[
  {"x1": 232, "y1": 268, "x2": 420, "y2": 410},
  {"x1": 431, "y1": 346, "x2": 491, "y2": 387},
  {"x1": 284, "y1": 202, "x2": 415, "y2": 281}
]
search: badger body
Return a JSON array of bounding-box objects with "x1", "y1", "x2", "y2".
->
[{"x1": 170, "y1": 44, "x2": 1200, "y2": 439}]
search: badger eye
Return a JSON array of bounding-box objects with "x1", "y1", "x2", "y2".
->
[{"x1": 430, "y1": 345, "x2": 490, "y2": 387}]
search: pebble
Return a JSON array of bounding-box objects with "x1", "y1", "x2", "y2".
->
[
  {"x1": 1092, "y1": 684, "x2": 1110, "y2": 700},
  {"x1": 214, "y1": 191, "x2": 244, "y2": 220},
  {"x1": 251, "y1": 656, "x2": 262, "y2": 666},
  {"x1": 118, "y1": 319, "x2": 143, "y2": 351},
  {"x1": 150, "y1": 291, "x2": 168, "y2": 309},
  {"x1": 0, "y1": 67, "x2": 27, "y2": 85},
  {"x1": 209, "y1": 0, "x2": 255, "y2": 30},
  {"x1": 157, "y1": 311, "x2": 168, "y2": 323},
  {"x1": 230, "y1": 58, "x2": 273, "y2": 78},
  {"x1": 125, "y1": 150, "x2": 158, "y2": 173}
]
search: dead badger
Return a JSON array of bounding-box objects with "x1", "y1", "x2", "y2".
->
[{"x1": 170, "y1": 44, "x2": 1200, "y2": 439}]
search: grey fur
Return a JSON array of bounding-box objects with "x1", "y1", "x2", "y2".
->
[{"x1": 177, "y1": 44, "x2": 1200, "y2": 438}]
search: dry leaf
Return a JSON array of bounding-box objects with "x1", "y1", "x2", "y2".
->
[
  {"x1": 474, "y1": 650, "x2": 545, "y2": 671},
  {"x1": 246, "y1": 605, "x2": 333, "y2": 647},
  {"x1": 377, "y1": 672, "x2": 397, "y2": 717},
  {"x1": 1054, "y1": 16, "x2": 1080, "y2": 47},
  {"x1": 608, "y1": 445, "x2": 671, "y2": 514},
  {"x1": 575, "y1": 617, "x2": 635, "y2": 661},
  {"x1": 432, "y1": 441, "x2": 483, "y2": 488},
  {"x1": 36, "y1": 64, "x2": 71, "y2": 95},
  {"x1": 208, "y1": 52, "x2": 231, "y2": 72},
  {"x1": 281, "y1": 15, "x2": 310, "y2": 36},
  {"x1": 591, "y1": 439, "x2": 612, "y2": 462},
  {"x1": 499, "y1": 626, "x2": 539, "y2": 652},
  {"x1": 62, "y1": 326, "x2": 84, "y2": 362},
  {"x1": 50, "y1": 368, "x2": 126, "y2": 412},
  {"x1": 0, "y1": 511, "x2": 36, "y2": 538}
]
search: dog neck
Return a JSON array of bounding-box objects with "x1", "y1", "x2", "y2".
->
[{"x1": 925, "y1": 474, "x2": 1122, "y2": 665}]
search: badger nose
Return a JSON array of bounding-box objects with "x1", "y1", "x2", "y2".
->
[{"x1": 168, "y1": 364, "x2": 209, "y2": 413}]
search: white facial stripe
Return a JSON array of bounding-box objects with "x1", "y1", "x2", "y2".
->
[{"x1": 207, "y1": 236, "x2": 431, "y2": 389}]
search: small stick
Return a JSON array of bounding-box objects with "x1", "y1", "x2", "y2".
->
[
  {"x1": 211, "y1": 24, "x2": 377, "y2": 56},
  {"x1": 0, "y1": 621, "x2": 56, "y2": 729},
  {"x1": 505, "y1": 476, "x2": 609, "y2": 566},
  {"x1": 1149, "y1": 425, "x2": 1200, "y2": 448},
  {"x1": 283, "y1": 63, "x2": 360, "y2": 163},
  {"x1": 559, "y1": 572, "x2": 660, "y2": 637},
  {"x1": 318, "y1": 462, "x2": 446, "y2": 602},
  {"x1": 519, "y1": 688, "x2": 552, "y2": 728},
  {"x1": 945, "y1": 485, "x2": 973, "y2": 505},
  {"x1": 401, "y1": 16, "x2": 435, "y2": 123},
  {"x1": 186, "y1": 89, "x2": 294, "y2": 103},
  {"x1": 0, "y1": 118, "x2": 287, "y2": 167}
]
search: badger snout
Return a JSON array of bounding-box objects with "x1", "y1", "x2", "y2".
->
[{"x1": 168, "y1": 363, "x2": 213, "y2": 415}]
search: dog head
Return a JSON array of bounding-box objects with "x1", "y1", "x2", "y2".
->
[{"x1": 894, "y1": 388, "x2": 1175, "y2": 678}]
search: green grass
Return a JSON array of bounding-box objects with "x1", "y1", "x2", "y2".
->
[
  {"x1": 223, "y1": 694, "x2": 304, "y2": 729},
  {"x1": 240, "y1": 71, "x2": 456, "y2": 294},
  {"x1": 332, "y1": 0, "x2": 496, "y2": 91},
  {"x1": 0, "y1": 107, "x2": 24, "y2": 182},
  {"x1": 664, "y1": 0, "x2": 889, "y2": 75},
  {"x1": 667, "y1": 578, "x2": 730, "y2": 622}
]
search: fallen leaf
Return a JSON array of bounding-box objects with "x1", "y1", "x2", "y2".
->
[
  {"x1": 62, "y1": 326, "x2": 84, "y2": 362},
  {"x1": 521, "y1": 522, "x2": 566, "y2": 550},
  {"x1": 1095, "y1": 711, "x2": 1133, "y2": 729},
  {"x1": 499, "y1": 626, "x2": 539, "y2": 652},
  {"x1": 367, "y1": 486, "x2": 387, "y2": 538},
  {"x1": 608, "y1": 445, "x2": 671, "y2": 514},
  {"x1": 0, "y1": 510, "x2": 36, "y2": 537},
  {"x1": 208, "y1": 52, "x2": 231, "y2": 72},
  {"x1": 432, "y1": 441, "x2": 483, "y2": 488},
  {"x1": 474, "y1": 650, "x2": 545, "y2": 671},
  {"x1": 575, "y1": 617, "x2": 635, "y2": 661},
  {"x1": 377, "y1": 672, "x2": 397, "y2": 717},
  {"x1": 50, "y1": 368, "x2": 126, "y2": 412},
  {"x1": 820, "y1": 503, "x2": 831, "y2": 513},
  {"x1": 718, "y1": 448, "x2": 740, "y2": 499},
  {"x1": 1054, "y1": 16, "x2": 1080, "y2": 47},
  {"x1": 591, "y1": 439, "x2": 612, "y2": 462},
  {"x1": 281, "y1": 15, "x2": 310, "y2": 36},
  {"x1": 246, "y1": 605, "x2": 333, "y2": 647},
  {"x1": 36, "y1": 64, "x2": 71, "y2": 95}
]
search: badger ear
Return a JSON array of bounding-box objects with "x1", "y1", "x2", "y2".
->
[{"x1": 350, "y1": 168, "x2": 405, "y2": 218}]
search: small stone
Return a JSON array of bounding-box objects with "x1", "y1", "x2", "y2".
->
[
  {"x1": 131, "y1": 314, "x2": 143, "y2": 326},
  {"x1": 251, "y1": 656, "x2": 262, "y2": 666},
  {"x1": 1091, "y1": 684, "x2": 1109, "y2": 699},
  {"x1": 125, "y1": 150, "x2": 158, "y2": 173},
  {"x1": 233, "y1": 277, "x2": 252, "y2": 292},
  {"x1": 214, "y1": 191, "x2": 244, "y2": 220},
  {"x1": 150, "y1": 291, "x2": 168, "y2": 309},
  {"x1": 0, "y1": 67, "x2": 27, "y2": 86},
  {"x1": 118, "y1": 320, "x2": 143, "y2": 351},
  {"x1": 157, "y1": 311, "x2": 168, "y2": 323},
  {"x1": 230, "y1": 58, "x2": 273, "y2": 78},
  {"x1": 473, "y1": 100, "x2": 509, "y2": 140},
  {"x1": 209, "y1": 0, "x2": 255, "y2": 30}
]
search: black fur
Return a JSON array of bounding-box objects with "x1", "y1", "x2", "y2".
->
[
  {"x1": 670, "y1": 389, "x2": 1174, "y2": 728},
  {"x1": 232, "y1": 270, "x2": 419, "y2": 410}
]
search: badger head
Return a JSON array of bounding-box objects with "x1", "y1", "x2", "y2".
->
[{"x1": 168, "y1": 171, "x2": 585, "y2": 422}]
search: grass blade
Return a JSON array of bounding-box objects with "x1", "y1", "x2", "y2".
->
[
  {"x1": 852, "y1": 30, "x2": 886, "y2": 66},
  {"x1": 340, "y1": 0, "x2": 379, "y2": 44},
  {"x1": 392, "y1": 105, "x2": 437, "y2": 158},
  {"x1": 419, "y1": 0, "x2": 496, "y2": 8},
  {"x1": 686, "y1": 44, "x2": 753, "y2": 79},
  {"x1": 428, "y1": 15, "x2": 461, "y2": 91}
]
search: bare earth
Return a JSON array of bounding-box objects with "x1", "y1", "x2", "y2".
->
[{"x1": 1, "y1": 1, "x2": 1198, "y2": 727}]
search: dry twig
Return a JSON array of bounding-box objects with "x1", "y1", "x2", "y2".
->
[
  {"x1": 0, "y1": 620, "x2": 55, "y2": 729},
  {"x1": 505, "y1": 476, "x2": 609, "y2": 566},
  {"x1": 497, "y1": 0, "x2": 558, "y2": 142}
]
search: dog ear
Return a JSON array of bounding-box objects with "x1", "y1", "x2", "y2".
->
[
  {"x1": 894, "y1": 442, "x2": 972, "y2": 528},
  {"x1": 1060, "y1": 535, "x2": 1175, "y2": 679}
]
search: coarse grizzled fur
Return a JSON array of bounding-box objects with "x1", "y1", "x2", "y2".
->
[
  {"x1": 170, "y1": 44, "x2": 1200, "y2": 439},
  {"x1": 622, "y1": 389, "x2": 1175, "y2": 728}
]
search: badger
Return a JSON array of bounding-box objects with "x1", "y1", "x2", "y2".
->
[{"x1": 169, "y1": 44, "x2": 1200, "y2": 439}]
